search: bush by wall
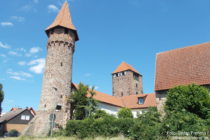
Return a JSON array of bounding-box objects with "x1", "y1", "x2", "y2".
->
[{"x1": 65, "y1": 108, "x2": 160, "y2": 139}]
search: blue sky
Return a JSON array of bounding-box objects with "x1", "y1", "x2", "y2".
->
[{"x1": 1, "y1": 0, "x2": 210, "y2": 112}]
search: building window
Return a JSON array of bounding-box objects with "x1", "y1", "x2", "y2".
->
[
  {"x1": 121, "y1": 92, "x2": 123, "y2": 96},
  {"x1": 133, "y1": 73, "x2": 139, "y2": 81},
  {"x1": 118, "y1": 72, "x2": 122, "y2": 77},
  {"x1": 136, "y1": 92, "x2": 138, "y2": 94},
  {"x1": 138, "y1": 97, "x2": 144, "y2": 104},
  {"x1": 21, "y1": 115, "x2": 30, "y2": 120},
  {"x1": 136, "y1": 84, "x2": 138, "y2": 88},
  {"x1": 61, "y1": 62, "x2": 63, "y2": 66},
  {"x1": 26, "y1": 115, "x2": 30, "y2": 120},
  {"x1": 21, "y1": 115, "x2": 26, "y2": 120},
  {"x1": 56, "y1": 104, "x2": 62, "y2": 111},
  {"x1": 64, "y1": 29, "x2": 68, "y2": 34}
]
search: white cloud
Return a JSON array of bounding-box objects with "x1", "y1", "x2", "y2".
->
[
  {"x1": 29, "y1": 47, "x2": 41, "y2": 54},
  {"x1": 28, "y1": 58, "x2": 45, "y2": 74},
  {"x1": 0, "y1": 54, "x2": 6, "y2": 57},
  {"x1": 0, "y1": 42, "x2": 10, "y2": 49},
  {"x1": 25, "y1": 47, "x2": 42, "y2": 57},
  {"x1": 18, "y1": 61, "x2": 26, "y2": 66},
  {"x1": 11, "y1": 16, "x2": 25, "y2": 22},
  {"x1": 10, "y1": 76, "x2": 25, "y2": 81},
  {"x1": 48, "y1": 4, "x2": 59, "y2": 12},
  {"x1": 1, "y1": 22, "x2": 14, "y2": 27},
  {"x1": 8, "y1": 51, "x2": 21, "y2": 57},
  {"x1": 7, "y1": 70, "x2": 33, "y2": 78}
]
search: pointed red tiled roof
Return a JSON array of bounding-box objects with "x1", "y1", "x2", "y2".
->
[
  {"x1": 155, "y1": 42, "x2": 210, "y2": 91},
  {"x1": 112, "y1": 62, "x2": 140, "y2": 74},
  {"x1": 46, "y1": 1, "x2": 78, "y2": 41}
]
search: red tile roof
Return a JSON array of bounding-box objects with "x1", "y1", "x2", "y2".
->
[
  {"x1": 46, "y1": 1, "x2": 78, "y2": 41},
  {"x1": 121, "y1": 94, "x2": 157, "y2": 109},
  {"x1": 155, "y1": 42, "x2": 210, "y2": 91},
  {"x1": 72, "y1": 83, "x2": 156, "y2": 109},
  {"x1": 113, "y1": 62, "x2": 140, "y2": 74}
]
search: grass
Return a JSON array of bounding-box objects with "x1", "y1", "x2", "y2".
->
[{"x1": 0, "y1": 136, "x2": 130, "y2": 140}]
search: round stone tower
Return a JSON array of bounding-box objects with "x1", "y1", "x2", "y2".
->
[{"x1": 23, "y1": 1, "x2": 78, "y2": 136}]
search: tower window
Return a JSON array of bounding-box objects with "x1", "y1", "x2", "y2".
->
[
  {"x1": 56, "y1": 104, "x2": 62, "y2": 111},
  {"x1": 138, "y1": 97, "x2": 144, "y2": 104},
  {"x1": 64, "y1": 29, "x2": 68, "y2": 34},
  {"x1": 136, "y1": 84, "x2": 138, "y2": 88},
  {"x1": 61, "y1": 62, "x2": 63, "y2": 66},
  {"x1": 60, "y1": 95, "x2": 63, "y2": 98},
  {"x1": 133, "y1": 73, "x2": 139, "y2": 81},
  {"x1": 53, "y1": 87, "x2": 57, "y2": 91}
]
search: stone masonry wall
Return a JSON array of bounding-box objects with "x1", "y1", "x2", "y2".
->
[
  {"x1": 23, "y1": 28, "x2": 75, "y2": 136},
  {"x1": 112, "y1": 71, "x2": 143, "y2": 97}
]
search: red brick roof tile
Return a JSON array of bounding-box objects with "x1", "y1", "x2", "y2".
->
[
  {"x1": 72, "y1": 83, "x2": 156, "y2": 109},
  {"x1": 155, "y1": 42, "x2": 210, "y2": 91},
  {"x1": 113, "y1": 62, "x2": 140, "y2": 74},
  {"x1": 46, "y1": 1, "x2": 78, "y2": 41}
]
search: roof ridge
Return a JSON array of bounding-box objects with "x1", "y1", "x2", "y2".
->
[
  {"x1": 156, "y1": 41, "x2": 210, "y2": 55},
  {"x1": 112, "y1": 62, "x2": 140, "y2": 74}
]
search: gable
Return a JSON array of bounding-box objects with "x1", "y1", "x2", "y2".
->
[{"x1": 7, "y1": 110, "x2": 34, "y2": 124}]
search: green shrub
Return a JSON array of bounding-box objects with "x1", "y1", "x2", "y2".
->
[
  {"x1": 161, "y1": 111, "x2": 209, "y2": 137},
  {"x1": 7, "y1": 129, "x2": 19, "y2": 137},
  {"x1": 91, "y1": 110, "x2": 109, "y2": 119},
  {"x1": 117, "y1": 108, "x2": 133, "y2": 119},
  {"x1": 65, "y1": 119, "x2": 93, "y2": 138},
  {"x1": 92, "y1": 116, "x2": 118, "y2": 137},
  {"x1": 115, "y1": 118, "x2": 134, "y2": 137},
  {"x1": 129, "y1": 108, "x2": 161, "y2": 140},
  {"x1": 161, "y1": 84, "x2": 210, "y2": 137}
]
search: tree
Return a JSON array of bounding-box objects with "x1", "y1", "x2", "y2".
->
[
  {"x1": 161, "y1": 84, "x2": 210, "y2": 137},
  {"x1": 0, "y1": 84, "x2": 4, "y2": 116},
  {"x1": 69, "y1": 83, "x2": 97, "y2": 120},
  {"x1": 165, "y1": 84, "x2": 210, "y2": 119},
  {"x1": 117, "y1": 108, "x2": 133, "y2": 119}
]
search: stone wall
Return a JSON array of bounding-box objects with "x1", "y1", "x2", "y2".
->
[
  {"x1": 23, "y1": 28, "x2": 76, "y2": 136},
  {"x1": 155, "y1": 90, "x2": 167, "y2": 117},
  {"x1": 112, "y1": 70, "x2": 143, "y2": 97},
  {"x1": 155, "y1": 84, "x2": 210, "y2": 117}
]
